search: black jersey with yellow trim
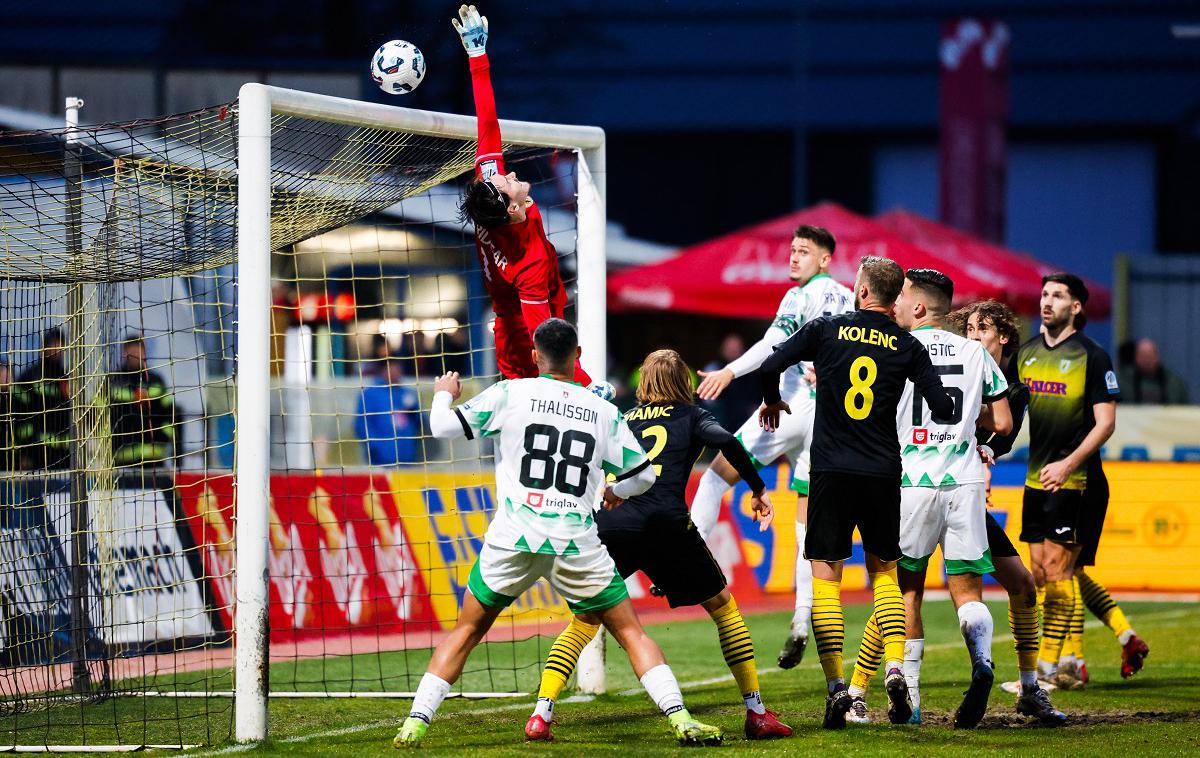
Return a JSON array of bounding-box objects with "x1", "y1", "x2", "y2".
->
[
  {"x1": 598, "y1": 402, "x2": 763, "y2": 532},
  {"x1": 1017, "y1": 330, "x2": 1119, "y2": 490},
  {"x1": 760, "y1": 310, "x2": 954, "y2": 478}
]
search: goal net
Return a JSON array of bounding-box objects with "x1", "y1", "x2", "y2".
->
[{"x1": 0, "y1": 85, "x2": 606, "y2": 750}]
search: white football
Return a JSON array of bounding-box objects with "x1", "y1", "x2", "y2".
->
[{"x1": 371, "y1": 40, "x2": 426, "y2": 95}]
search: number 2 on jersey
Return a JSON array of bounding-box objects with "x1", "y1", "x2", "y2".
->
[
  {"x1": 844, "y1": 356, "x2": 877, "y2": 420},
  {"x1": 640, "y1": 424, "x2": 668, "y2": 475}
]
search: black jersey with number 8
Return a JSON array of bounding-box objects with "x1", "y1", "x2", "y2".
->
[{"x1": 759, "y1": 310, "x2": 954, "y2": 478}]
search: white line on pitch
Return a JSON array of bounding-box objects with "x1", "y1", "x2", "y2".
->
[{"x1": 187, "y1": 607, "x2": 1191, "y2": 756}]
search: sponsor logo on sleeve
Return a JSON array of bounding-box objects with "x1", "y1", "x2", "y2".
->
[
  {"x1": 479, "y1": 159, "x2": 499, "y2": 180},
  {"x1": 1105, "y1": 370, "x2": 1120, "y2": 393}
]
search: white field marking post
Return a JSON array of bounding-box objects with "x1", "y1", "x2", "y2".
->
[{"x1": 234, "y1": 84, "x2": 607, "y2": 741}]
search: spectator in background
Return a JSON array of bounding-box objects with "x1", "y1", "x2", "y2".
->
[
  {"x1": 439, "y1": 329, "x2": 472, "y2": 376},
  {"x1": 0, "y1": 361, "x2": 27, "y2": 472},
  {"x1": 356, "y1": 356, "x2": 422, "y2": 465},
  {"x1": 110, "y1": 334, "x2": 177, "y2": 467},
  {"x1": 1118, "y1": 337, "x2": 1189, "y2": 405},
  {"x1": 363, "y1": 334, "x2": 392, "y2": 381},
  {"x1": 18, "y1": 328, "x2": 71, "y2": 470},
  {"x1": 700, "y1": 334, "x2": 760, "y2": 431}
]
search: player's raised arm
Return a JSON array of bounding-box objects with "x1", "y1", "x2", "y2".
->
[
  {"x1": 429, "y1": 372, "x2": 508, "y2": 440},
  {"x1": 452, "y1": 4, "x2": 504, "y2": 177},
  {"x1": 697, "y1": 300, "x2": 798, "y2": 401},
  {"x1": 758, "y1": 320, "x2": 821, "y2": 406}
]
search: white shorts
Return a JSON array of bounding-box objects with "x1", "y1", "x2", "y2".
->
[
  {"x1": 468, "y1": 542, "x2": 628, "y2": 614},
  {"x1": 898, "y1": 483, "x2": 994, "y2": 575},
  {"x1": 734, "y1": 387, "x2": 815, "y2": 495}
]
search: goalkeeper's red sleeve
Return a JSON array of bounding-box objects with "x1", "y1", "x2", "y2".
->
[
  {"x1": 516, "y1": 298, "x2": 592, "y2": 387},
  {"x1": 469, "y1": 54, "x2": 505, "y2": 177}
]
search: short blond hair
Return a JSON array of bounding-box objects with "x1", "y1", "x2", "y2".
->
[{"x1": 636, "y1": 349, "x2": 694, "y2": 405}]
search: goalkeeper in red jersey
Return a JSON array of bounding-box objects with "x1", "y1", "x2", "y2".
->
[{"x1": 453, "y1": 4, "x2": 597, "y2": 389}]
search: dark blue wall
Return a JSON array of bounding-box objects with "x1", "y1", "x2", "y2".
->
[{"x1": 4, "y1": 1, "x2": 1198, "y2": 273}]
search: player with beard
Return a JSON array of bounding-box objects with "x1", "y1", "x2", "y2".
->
[
  {"x1": 757, "y1": 256, "x2": 953, "y2": 729},
  {"x1": 1015, "y1": 274, "x2": 1142, "y2": 689}
]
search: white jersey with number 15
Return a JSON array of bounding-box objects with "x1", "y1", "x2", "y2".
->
[{"x1": 896, "y1": 328, "x2": 1008, "y2": 488}]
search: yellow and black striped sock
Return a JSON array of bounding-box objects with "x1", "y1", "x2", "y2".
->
[
  {"x1": 1038, "y1": 578, "x2": 1075, "y2": 668},
  {"x1": 812, "y1": 577, "x2": 845, "y2": 685},
  {"x1": 537, "y1": 617, "x2": 601, "y2": 702},
  {"x1": 850, "y1": 613, "x2": 884, "y2": 692},
  {"x1": 1079, "y1": 571, "x2": 1133, "y2": 639},
  {"x1": 1062, "y1": 575, "x2": 1085, "y2": 660},
  {"x1": 1008, "y1": 590, "x2": 1039, "y2": 676},
  {"x1": 709, "y1": 595, "x2": 760, "y2": 705},
  {"x1": 870, "y1": 568, "x2": 907, "y2": 666}
]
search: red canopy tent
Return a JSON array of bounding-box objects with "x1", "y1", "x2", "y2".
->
[
  {"x1": 608, "y1": 202, "x2": 1006, "y2": 319},
  {"x1": 875, "y1": 209, "x2": 1111, "y2": 317}
]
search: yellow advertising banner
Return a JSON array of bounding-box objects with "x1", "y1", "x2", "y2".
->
[
  {"x1": 374, "y1": 460, "x2": 1199, "y2": 631},
  {"x1": 385, "y1": 471, "x2": 571, "y2": 628},
  {"x1": 989, "y1": 462, "x2": 1200, "y2": 591}
]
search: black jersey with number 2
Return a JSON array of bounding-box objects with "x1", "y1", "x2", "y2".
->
[
  {"x1": 760, "y1": 310, "x2": 954, "y2": 478},
  {"x1": 598, "y1": 402, "x2": 764, "y2": 532}
]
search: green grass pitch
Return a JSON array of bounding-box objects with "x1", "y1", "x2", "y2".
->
[{"x1": 10, "y1": 599, "x2": 1199, "y2": 754}]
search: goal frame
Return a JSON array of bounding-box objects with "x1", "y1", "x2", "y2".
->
[{"x1": 235, "y1": 83, "x2": 608, "y2": 743}]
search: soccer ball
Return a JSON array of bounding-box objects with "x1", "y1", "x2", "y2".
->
[{"x1": 371, "y1": 40, "x2": 425, "y2": 95}]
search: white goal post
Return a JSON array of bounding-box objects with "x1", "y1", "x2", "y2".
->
[{"x1": 234, "y1": 83, "x2": 609, "y2": 743}]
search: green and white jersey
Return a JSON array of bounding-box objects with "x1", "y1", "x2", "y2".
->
[
  {"x1": 772, "y1": 274, "x2": 854, "y2": 400},
  {"x1": 455, "y1": 376, "x2": 650, "y2": 556},
  {"x1": 896, "y1": 327, "x2": 1007, "y2": 487}
]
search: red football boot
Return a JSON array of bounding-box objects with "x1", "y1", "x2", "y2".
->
[
  {"x1": 1121, "y1": 635, "x2": 1149, "y2": 678},
  {"x1": 525, "y1": 714, "x2": 553, "y2": 741},
  {"x1": 745, "y1": 709, "x2": 793, "y2": 740}
]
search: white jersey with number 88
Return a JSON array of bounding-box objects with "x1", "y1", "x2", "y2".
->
[{"x1": 455, "y1": 377, "x2": 650, "y2": 556}]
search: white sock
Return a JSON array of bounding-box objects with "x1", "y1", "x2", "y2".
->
[
  {"x1": 792, "y1": 522, "x2": 813, "y2": 636},
  {"x1": 409, "y1": 672, "x2": 451, "y2": 725},
  {"x1": 743, "y1": 690, "x2": 766, "y2": 715},
  {"x1": 533, "y1": 697, "x2": 553, "y2": 722},
  {"x1": 1118, "y1": 629, "x2": 1134, "y2": 645},
  {"x1": 903, "y1": 638, "x2": 924, "y2": 710},
  {"x1": 691, "y1": 469, "x2": 732, "y2": 540},
  {"x1": 957, "y1": 601, "x2": 994, "y2": 670},
  {"x1": 1019, "y1": 670, "x2": 1038, "y2": 689},
  {"x1": 640, "y1": 664, "x2": 686, "y2": 717},
  {"x1": 1038, "y1": 659, "x2": 1057, "y2": 678},
  {"x1": 1059, "y1": 653, "x2": 1077, "y2": 668},
  {"x1": 847, "y1": 683, "x2": 866, "y2": 698}
]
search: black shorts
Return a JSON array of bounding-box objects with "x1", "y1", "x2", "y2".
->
[
  {"x1": 599, "y1": 520, "x2": 726, "y2": 609},
  {"x1": 985, "y1": 510, "x2": 1020, "y2": 559},
  {"x1": 806, "y1": 471, "x2": 901, "y2": 562},
  {"x1": 1075, "y1": 468, "x2": 1110, "y2": 567},
  {"x1": 1020, "y1": 486, "x2": 1086, "y2": 544}
]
